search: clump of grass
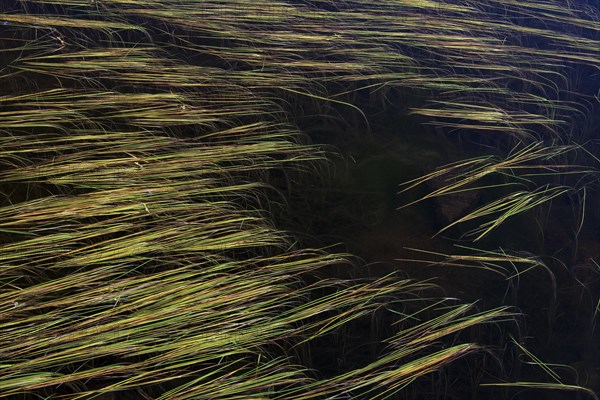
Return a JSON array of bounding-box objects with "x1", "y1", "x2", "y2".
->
[
  {"x1": 399, "y1": 142, "x2": 598, "y2": 241},
  {"x1": 1, "y1": 0, "x2": 599, "y2": 398}
]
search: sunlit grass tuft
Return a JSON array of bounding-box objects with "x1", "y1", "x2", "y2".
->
[{"x1": 1, "y1": 0, "x2": 599, "y2": 398}]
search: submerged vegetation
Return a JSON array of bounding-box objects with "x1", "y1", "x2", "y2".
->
[{"x1": 0, "y1": 0, "x2": 599, "y2": 399}]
